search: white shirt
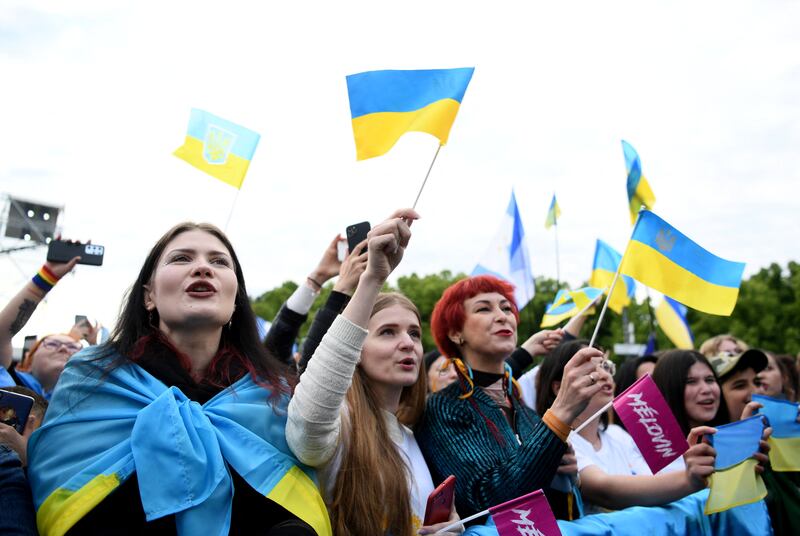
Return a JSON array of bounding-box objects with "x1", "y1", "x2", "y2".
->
[
  {"x1": 571, "y1": 424, "x2": 652, "y2": 476},
  {"x1": 518, "y1": 364, "x2": 540, "y2": 410}
]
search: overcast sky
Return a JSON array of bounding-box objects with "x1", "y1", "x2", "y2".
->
[{"x1": 1, "y1": 1, "x2": 798, "y2": 348}]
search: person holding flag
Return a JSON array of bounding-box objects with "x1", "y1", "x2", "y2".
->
[
  {"x1": 535, "y1": 341, "x2": 718, "y2": 514},
  {"x1": 416, "y1": 275, "x2": 610, "y2": 520}
]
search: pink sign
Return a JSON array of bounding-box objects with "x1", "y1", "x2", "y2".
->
[
  {"x1": 613, "y1": 373, "x2": 689, "y2": 473},
  {"x1": 489, "y1": 489, "x2": 562, "y2": 536}
]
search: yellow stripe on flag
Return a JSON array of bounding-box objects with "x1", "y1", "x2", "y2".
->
[
  {"x1": 173, "y1": 136, "x2": 252, "y2": 189},
  {"x1": 267, "y1": 466, "x2": 332, "y2": 536},
  {"x1": 768, "y1": 436, "x2": 800, "y2": 472},
  {"x1": 351, "y1": 99, "x2": 461, "y2": 160},
  {"x1": 37, "y1": 473, "x2": 120, "y2": 536},
  {"x1": 705, "y1": 458, "x2": 767, "y2": 514}
]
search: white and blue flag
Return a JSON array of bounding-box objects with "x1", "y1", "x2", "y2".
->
[{"x1": 472, "y1": 190, "x2": 535, "y2": 310}]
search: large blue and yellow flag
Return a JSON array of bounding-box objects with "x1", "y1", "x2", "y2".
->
[
  {"x1": 541, "y1": 287, "x2": 603, "y2": 327},
  {"x1": 174, "y1": 109, "x2": 261, "y2": 189},
  {"x1": 655, "y1": 296, "x2": 694, "y2": 349},
  {"x1": 27, "y1": 348, "x2": 331, "y2": 536},
  {"x1": 705, "y1": 415, "x2": 767, "y2": 514},
  {"x1": 544, "y1": 194, "x2": 561, "y2": 229},
  {"x1": 622, "y1": 140, "x2": 656, "y2": 224},
  {"x1": 589, "y1": 239, "x2": 636, "y2": 314},
  {"x1": 345, "y1": 68, "x2": 474, "y2": 160},
  {"x1": 753, "y1": 394, "x2": 800, "y2": 471},
  {"x1": 619, "y1": 210, "x2": 745, "y2": 315}
]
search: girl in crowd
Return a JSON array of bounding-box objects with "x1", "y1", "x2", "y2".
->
[
  {"x1": 613, "y1": 354, "x2": 658, "y2": 398},
  {"x1": 415, "y1": 275, "x2": 609, "y2": 519},
  {"x1": 536, "y1": 342, "x2": 716, "y2": 513},
  {"x1": 287, "y1": 210, "x2": 462, "y2": 535},
  {"x1": 0, "y1": 255, "x2": 88, "y2": 399},
  {"x1": 27, "y1": 223, "x2": 328, "y2": 535},
  {"x1": 757, "y1": 351, "x2": 798, "y2": 402}
]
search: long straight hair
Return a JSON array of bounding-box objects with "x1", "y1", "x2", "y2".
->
[
  {"x1": 330, "y1": 293, "x2": 427, "y2": 536},
  {"x1": 652, "y1": 350, "x2": 729, "y2": 435},
  {"x1": 101, "y1": 222, "x2": 293, "y2": 397}
]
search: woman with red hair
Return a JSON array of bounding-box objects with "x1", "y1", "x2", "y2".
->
[{"x1": 416, "y1": 275, "x2": 610, "y2": 520}]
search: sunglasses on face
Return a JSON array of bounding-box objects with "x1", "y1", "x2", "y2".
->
[{"x1": 40, "y1": 339, "x2": 83, "y2": 353}]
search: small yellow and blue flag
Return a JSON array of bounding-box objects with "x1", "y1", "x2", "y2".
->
[
  {"x1": 622, "y1": 140, "x2": 656, "y2": 224},
  {"x1": 541, "y1": 287, "x2": 603, "y2": 327},
  {"x1": 589, "y1": 239, "x2": 636, "y2": 314},
  {"x1": 620, "y1": 210, "x2": 745, "y2": 315},
  {"x1": 655, "y1": 296, "x2": 694, "y2": 349},
  {"x1": 544, "y1": 194, "x2": 561, "y2": 229},
  {"x1": 705, "y1": 415, "x2": 767, "y2": 514},
  {"x1": 753, "y1": 394, "x2": 800, "y2": 471},
  {"x1": 345, "y1": 68, "x2": 474, "y2": 160},
  {"x1": 173, "y1": 109, "x2": 261, "y2": 189}
]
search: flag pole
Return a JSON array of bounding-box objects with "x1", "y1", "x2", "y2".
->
[
  {"x1": 223, "y1": 189, "x2": 242, "y2": 232},
  {"x1": 554, "y1": 217, "x2": 561, "y2": 288},
  {"x1": 434, "y1": 509, "x2": 489, "y2": 534},
  {"x1": 411, "y1": 144, "x2": 442, "y2": 210},
  {"x1": 573, "y1": 399, "x2": 615, "y2": 434},
  {"x1": 588, "y1": 208, "x2": 645, "y2": 349}
]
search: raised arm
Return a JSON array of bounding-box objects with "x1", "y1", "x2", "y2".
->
[
  {"x1": 0, "y1": 256, "x2": 79, "y2": 369},
  {"x1": 286, "y1": 210, "x2": 416, "y2": 466}
]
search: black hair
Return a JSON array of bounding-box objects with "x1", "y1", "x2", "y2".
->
[
  {"x1": 101, "y1": 222, "x2": 294, "y2": 398},
  {"x1": 535, "y1": 339, "x2": 609, "y2": 428},
  {"x1": 614, "y1": 355, "x2": 659, "y2": 398},
  {"x1": 651, "y1": 350, "x2": 729, "y2": 436}
]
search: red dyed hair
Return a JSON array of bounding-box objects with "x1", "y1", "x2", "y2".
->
[{"x1": 431, "y1": 275, "x2": 519, "y2": 359}]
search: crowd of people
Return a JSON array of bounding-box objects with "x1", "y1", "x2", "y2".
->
[{"x1": 1, "y1": 209, "x2": 798, "y2": 536}]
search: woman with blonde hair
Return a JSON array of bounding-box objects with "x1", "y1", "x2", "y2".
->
[{"x1": 287, "y1": 209, "x2": 462, "y2": 535}]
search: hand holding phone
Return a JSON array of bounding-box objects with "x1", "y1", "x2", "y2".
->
[
  {"x1": 423, "y1": 475, "x2": 456, "y2": 526},
  {"x1": 47, "y1": 239, "x2": 104, "y2": 266},
  {"x1": 346, "y1": 221, "x2": 370, "y2": 256},
  {"x1": 0, "y1": 389, "x2": 35, "y2": 434}
]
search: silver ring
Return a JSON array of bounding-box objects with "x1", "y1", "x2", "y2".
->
[{"x1": 588, "y1": 373, "x2": 597, "y2": 385}]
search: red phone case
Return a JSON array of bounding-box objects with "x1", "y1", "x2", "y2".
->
[{"x1": 423, "y1": 475, "x2": 456, "y2": 526}]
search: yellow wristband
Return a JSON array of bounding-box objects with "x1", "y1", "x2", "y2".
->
[{"x1": 542, "y1": 409, "x2": 571, "y2": 442}]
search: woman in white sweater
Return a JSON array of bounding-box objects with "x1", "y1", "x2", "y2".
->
[{"x1": 286, "y1": 209, "x2": 461, "y2": 536}]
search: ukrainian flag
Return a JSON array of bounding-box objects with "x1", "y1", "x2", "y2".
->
[
  {"x1": 545, "y1": 194, "x2": 561, "y2": 229},
  {"x1": 174, "y1": 109, "x2": 260, "y2": 189},
  {"x1": 619, "y1": 210, "x2": 745, "y2": 316},
  {"x1": 753, "y1": 394, "x2": 800, "y2": 471},
  {"x1": 705, "y1": 416, "x2": 767, "y2": 514},
  {"x1": 541, "y1": 287, "x2": 603, "y2": 327},
  {"x1": 589, "y1": 239, "x2": 636, "y2": 314},
  {"x1": 346, "y1": 68, "x2": 474, "y2": 160},
  {"x1": 622, "y1": 140, "x2": 656, "y2": 224},
  {"x1": 655, "y1": 296, "x2": 694, "y2": 349}
]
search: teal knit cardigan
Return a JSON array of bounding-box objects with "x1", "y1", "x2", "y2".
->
[{"x1": 415, "y1": 381, "x2": 566, "y2": 517}]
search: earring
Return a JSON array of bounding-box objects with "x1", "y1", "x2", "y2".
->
[
  {"x1": 458, "y1": 336, "x2": 465, "y2": 345},
  {"x1": 148, "y1": 309, "x2": 158, "y2": 329}
]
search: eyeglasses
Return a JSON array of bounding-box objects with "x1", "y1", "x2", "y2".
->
[
  {"x1": 600, "y1": 359, "x2": 616, "y2": 376},
  {"x1": 40, "y1": 339, "x2": 83, "y2": 353}
]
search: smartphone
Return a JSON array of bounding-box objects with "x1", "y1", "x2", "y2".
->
[
  {"x1": 47, "y1": 239, "x2": 104, "y2": 266},
  {"x1": 423, "y1": 475, "x2": 456, "y2": 526},
  {"x1": 0, "y1": 389, "x2": 35, "y2": 434},
  {"x1": 345, "y1": 221, "x2": 370, "y2": 255},
  {"x1": 75, "y1": 314, "x2": 89, "y2": 327},
  {"x1": 22, "y1": 335, "x2": 37, "y2": 362}
]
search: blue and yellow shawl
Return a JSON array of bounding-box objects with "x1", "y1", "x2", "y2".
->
[{"x1": 27, "y1": 347, "x2": 330, "y2": 536}]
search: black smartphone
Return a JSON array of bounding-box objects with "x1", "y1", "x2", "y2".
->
[
  {"x1": 0, "y1": 389, "x2": 35, "y2": 434},
  {"x1": 346, "y1": 221, "x2": 370, "y2": 255},
  {"x1": 47, "y1": 240, "x2": 104, "y2": 266},
  {"x1": 22, "y1": 335, "x2": 37, "y2": 362}
]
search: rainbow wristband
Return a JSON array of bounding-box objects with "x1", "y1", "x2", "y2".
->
[{"x1": 32, "y1": 265, "x2": 60, "y2": 294}]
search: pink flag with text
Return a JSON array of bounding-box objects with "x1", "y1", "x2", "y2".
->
[
  {"x1": 489, "y1": 489, "x2": 562, "y2": 536},
  {"x1": 613, "y1": 373, "x2": 689, "y2": 473}
]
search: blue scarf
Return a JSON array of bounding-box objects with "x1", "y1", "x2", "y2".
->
[{"x1": 27, "y1": 347, "x2": 331, "y2": 536}]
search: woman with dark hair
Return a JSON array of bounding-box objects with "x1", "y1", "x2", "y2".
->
[
  {"x1": 757, "y1": 352, "x2": 798, "y2": 402},
  {"x1": 537, "y1": 342, "x2": 716, "y2": 513},
  {"x1": 613, "y1": 354, "x2": 658, "y2": 399},
  {"x1": 415, "y1": 275, "x2": 609, "y2": 520},
  {"x1": 27, "y1": 222, "x2": 329, "y2": 536},
  {"x1": 652, "y1": 350, "x2": 729, "y2": 438}
]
